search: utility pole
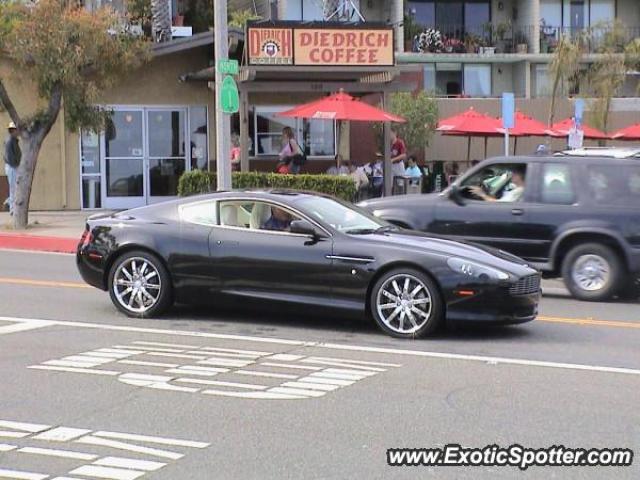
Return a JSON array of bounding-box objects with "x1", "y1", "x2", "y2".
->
[{"x1": 214, "y1": 0, "x2": 231, "y2": 190}]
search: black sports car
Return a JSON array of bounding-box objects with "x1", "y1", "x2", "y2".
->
[{"x1": 77, "y1": 191, "x2": 541, "y2": 339}]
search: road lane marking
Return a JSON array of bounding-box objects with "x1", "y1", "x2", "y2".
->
[
  {"x1": 0, "y1": 278, "x2": 90, "y2": 289},
  {"x1": 0, "y1": 469, "x2": 48, "y2": 480},
  {"x1": 29, "y1": 341, "x2": 397, "y2": 400},
  {"x1": 18, "y1": 446, "x2": 97, "y2": 460},
  {"x1": 94, "y1": 458, "x2": 165, "y2": 472},
  {"x1": 33, "y1": 428, "x2": 91, "y2": 442},
  {"x1": 0, "y1": 421, "x2": 50, "y2": 433},
  {"x1": 538, "y1": 315, "x2": 640, "y2": 329},
  {"x1": 75, "y1": 436, "x2": 184, "y2": 460},
  {"x1": 69, "y1": 465, "x2": 145, "y2": 480},
  {"x1": 5, "y1": 315, "x2": 640, "y2": 377},
  {"x1": 0, "y1": 420, "x2": 208, "y2": 480},
  {"x1": 0, "y1": 320, "x2": 55, "y2": 336}
]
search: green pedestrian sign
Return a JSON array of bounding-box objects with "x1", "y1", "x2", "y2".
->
[
  {"x1": 217, "y1": 59, "x2": 239, "y2": 75},
  {"x1": 220, "y1": 75, "x2": 239, "y2": 114}
]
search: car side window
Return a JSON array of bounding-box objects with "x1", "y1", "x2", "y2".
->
[
  {"x1": 540, "y1": 163, "x2": 575, "y2": 205},
  {"x1": 586, "y1": 164, "x2": 640, "y2": 206},
  {"x1": 180, "y1": 201, "x2": 217, "y2": 226},
  {"x1": 459, "y1": 163, "x2": 527, "y2": 202},
  {"x1": 218, "y1": 200, "x2": 301, "y2": 233}
]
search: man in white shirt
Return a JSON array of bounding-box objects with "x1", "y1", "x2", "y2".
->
[{"x1": 470, "y1": 167, "x2": 526, "y2": 202}]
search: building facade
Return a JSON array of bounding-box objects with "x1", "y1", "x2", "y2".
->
[{"x1": 0, "y1": 0, "x2": 638, "y2": 210}]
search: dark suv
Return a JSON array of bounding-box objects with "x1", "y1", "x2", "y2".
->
[{"x1": 359, "y1": 155, "x2": 640, "y2": 301}]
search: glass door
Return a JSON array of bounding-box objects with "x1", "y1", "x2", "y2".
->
[
  {"x1": 146, "y1": 108, "x2": 187, "y2": 204},
  {"x1": 103, "y1": 109, "x2": 145, "y2": 210}
]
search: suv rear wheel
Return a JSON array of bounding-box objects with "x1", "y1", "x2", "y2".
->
[{"x1": 561, "y1": 243, "x2": 623, "y2": 301}]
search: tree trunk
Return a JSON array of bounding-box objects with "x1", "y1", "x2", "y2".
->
[
  {"x1": 151, "y1": 0, "x2": 172, "y2": 43},
  {"x1": 12, "y1": 133, "x2": 44, "y2": 230}
]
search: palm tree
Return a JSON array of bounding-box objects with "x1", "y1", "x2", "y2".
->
[
  {"x1": 151, "y1": 0, "x2": 172, "y2": 42},
  {"x1": 547, "y1": 33, "x2": 583, "y2": 126}
]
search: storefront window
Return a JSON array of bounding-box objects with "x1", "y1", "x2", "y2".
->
[
  {"x1": 80, "y1": 130, "x2": 101, "y2": 209},
  {"x1": 254, "y1": 106, "x2": 335, "y2": 158},
  {"x1": 189, "y1": 107, "x2": 208, "y2": 170}
]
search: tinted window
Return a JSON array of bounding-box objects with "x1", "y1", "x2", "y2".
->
[
  {"x1": 587, "y1": 164, "x2": 640, "y2": 206},
  {"x1": 541, "y1": 163, "x2": 575, "y2": 204}
]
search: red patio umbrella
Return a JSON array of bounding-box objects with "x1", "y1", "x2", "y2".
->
[
  {"x1": 508, "y1": 111, "x2": 556, "y2": 155},
  {"x1": 611, "y1": 123, "x2": 640, "y2": 140},
  {"x1": 550, "y1": 118, "x2": 609, "y2": 140},
  {"x1": 278, "y1": 90, "x2": 406, "y2": 123},
  {"x1": 437, "y1": 107, "x2": 503, "y2": 160}
]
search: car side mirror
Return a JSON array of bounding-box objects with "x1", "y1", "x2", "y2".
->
[
  {"x1": 448, "y1": 185, "x2": 466, "y2": 206},
  {"x1": 290, "y1": 219, "x2": 321, "y2": 238}
]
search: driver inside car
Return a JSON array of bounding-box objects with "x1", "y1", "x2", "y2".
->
[
  {"x1": 470, "y1": 167, "x2": 526, "y2": 202},
  {"x1": 262, "y1": 207, "x2": 293, "y2": 232}
]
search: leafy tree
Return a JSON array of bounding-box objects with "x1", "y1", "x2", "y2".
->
[
  {"x1": 386, "y1": 92, "x2": 439, "y2": 154},
  {"x1": 0, "y1": 0, "x2": 149, "y2": 229}
]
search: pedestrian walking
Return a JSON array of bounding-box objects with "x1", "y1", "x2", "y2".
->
[{"x1": 3, "y1": 121, "x2": 21, "y2": 215}]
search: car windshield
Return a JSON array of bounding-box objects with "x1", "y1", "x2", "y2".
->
[{"x1": 294, "y1": 196, "x2": 389, "y2": 234}]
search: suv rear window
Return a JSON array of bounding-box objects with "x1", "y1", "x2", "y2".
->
[
  {"x1": 587, "y1": 165, "x2": 640, "y2": 206},
  {"x1": 541, "y1": 163, "x2": 575, "y2": 205}
]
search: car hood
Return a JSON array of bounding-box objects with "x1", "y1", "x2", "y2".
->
[{"x1": 359, "y1": 229, "x2": 534, "y2": 275}]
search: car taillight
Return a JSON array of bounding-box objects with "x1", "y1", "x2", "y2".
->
[{"x1": 79, "y1": 228, "x2": 93, "y2": 248}]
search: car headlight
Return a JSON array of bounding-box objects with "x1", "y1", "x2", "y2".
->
[{"x1": 447, "y1": 257, "x2": 509, "y2": 281}]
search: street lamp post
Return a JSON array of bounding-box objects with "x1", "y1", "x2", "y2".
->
[{"x1": 214, "y1": 0, "x2": 231, "y2": 190}]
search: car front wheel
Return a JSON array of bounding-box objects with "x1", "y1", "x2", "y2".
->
[
  {"x1": 561, "y1": 243, "x2": 623, "y2": 302},
  {"x1": 370, "y1": 268, "x2": 444, "y2": 338},
  {"x1": 108, "y1": 250, "x2": 173, "y2": 317}
]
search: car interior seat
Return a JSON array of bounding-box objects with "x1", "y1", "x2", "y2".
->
[
  {"x1": 250, "y1": 203, "x2": 272, "y2": 229},
  {"x1": 220, "y1": 204, "x2": 238, "y2": 227}
]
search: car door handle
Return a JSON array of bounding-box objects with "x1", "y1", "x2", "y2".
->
[{"x1": 511, "y1": 208, "x2": 524, "y2": 216}]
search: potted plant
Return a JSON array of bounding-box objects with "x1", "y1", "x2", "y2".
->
[
  {"x1": 464, "y1": 33, "x2": 480, "y2": 53},
  {"x1": 416, "y1": 28, "x2": 444, "y2": 53},
  {"x1": 480, "y1": 22, "x2": 495, "y2": 54},
  {"x1": 495, "y1": 20, "x2": 513, "y2": 53}
]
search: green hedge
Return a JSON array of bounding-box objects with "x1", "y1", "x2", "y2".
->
[{"x1": 178, "y1": 170, "x2": 357, "y2": 202}]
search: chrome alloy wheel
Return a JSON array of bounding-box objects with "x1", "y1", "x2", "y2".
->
[
  {"x1": 572, "y1": 254, "x2": 610, "y2": 292},
  {"x1": 376, "y1": 274, "x2": 432, "y2": 335},
  {"x1": 112, "y1": 257, "x2": 162, "y2": 314}
]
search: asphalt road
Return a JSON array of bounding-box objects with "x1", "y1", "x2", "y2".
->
[{"x1": 0, "y1": 249, "x2": 638, "y2": 479}]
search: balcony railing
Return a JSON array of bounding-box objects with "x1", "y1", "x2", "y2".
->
[
  {"x1": 539, "y1": 25, "x2": 640, "y2": 54},
  {"x1": 408, "y1": 24, "x2": 640, "y2": 55},
  {"x1": 409, "y1": 24, "x2": 535, "y2": 54}
]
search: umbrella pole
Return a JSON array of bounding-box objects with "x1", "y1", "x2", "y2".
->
[
  {"x1": 514, "y1": 136, "x2": 518, "y2": 156},
  {"x1": 484, "y1": 137, "x2": 488, "y2": 159},
  {"x1": 467, "y1": 137, "x2": 471, "y2": 162}
]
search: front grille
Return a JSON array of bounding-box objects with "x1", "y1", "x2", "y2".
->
[{"x1": 509, "y1": 274, "x2": 541, "y2": 296}]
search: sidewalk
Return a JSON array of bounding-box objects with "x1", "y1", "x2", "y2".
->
[{"x1": 0, "y1": 210, "x2": 107, "y2": 253}]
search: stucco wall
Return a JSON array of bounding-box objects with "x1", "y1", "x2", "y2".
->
[
  {"x1": 61, "y1": 47, "x2": 215, "y2": 210},
  {"x1": 617, "y1": 0, "x2": 640, "y2": 29}
]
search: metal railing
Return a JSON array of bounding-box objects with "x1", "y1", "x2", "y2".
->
[{"x1": 409, "y1": 23, "x2": 639, "y2": 54}]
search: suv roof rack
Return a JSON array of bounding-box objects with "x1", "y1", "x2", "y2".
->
[{"x1": 555, "y1": 147, "x2": 640, "y2": 159}]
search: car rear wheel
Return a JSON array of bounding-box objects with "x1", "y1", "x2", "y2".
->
[
  {"x1": 108, "y1": 250, "x2": 173, "y2": 318},
  {"x1": 561, "y1": 243, "x2": 623, "y2": 301},
  {"x1": 370, "y1": 269, "x2": 444, "y2": 338}
]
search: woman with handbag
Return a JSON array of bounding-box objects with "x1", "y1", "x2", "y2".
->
[{"x1": 278, "y1": 127, "x2": 305, "y2": 174}]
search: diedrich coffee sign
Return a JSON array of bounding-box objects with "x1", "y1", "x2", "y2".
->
[{"x1": 247, "y1": 23, "x2": 394, "y2": 67}]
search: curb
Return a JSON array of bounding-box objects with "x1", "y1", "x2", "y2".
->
[{"x1": 0, "y1": 233, "x2": 77, "y2": 254}]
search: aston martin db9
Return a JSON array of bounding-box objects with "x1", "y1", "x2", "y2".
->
[{"x1": 77, "y1": 191, "x2": 540, "y2": 338}]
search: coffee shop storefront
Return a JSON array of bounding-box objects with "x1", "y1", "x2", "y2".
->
[{"x1": 184, "y1": 21, "x2": 409, "y2": 177}]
